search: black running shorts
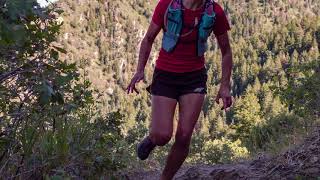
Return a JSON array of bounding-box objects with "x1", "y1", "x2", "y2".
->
[{"x1": 146, "y1": 67, "x2": 208, "y2": 100}]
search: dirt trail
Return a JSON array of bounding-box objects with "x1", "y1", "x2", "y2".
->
[{"x1": 124, "y1": 129, "x2": 320, "y2": 180}]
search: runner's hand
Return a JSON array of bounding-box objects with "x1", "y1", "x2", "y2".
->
[
  {"x1": 215, "y1": 84, "x2": 232, "y2": 112},
  {"x1": 126, "y1": 71, "x2": 144, "y2": 94}
]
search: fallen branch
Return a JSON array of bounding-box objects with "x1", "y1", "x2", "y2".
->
[{"x1": 0, "y1": 67, "x2": 23, "y2": 84}]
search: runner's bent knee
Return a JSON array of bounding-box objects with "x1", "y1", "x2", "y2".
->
[{"x1": 150, "y1": 131, "x2": 172, "y2": 146}]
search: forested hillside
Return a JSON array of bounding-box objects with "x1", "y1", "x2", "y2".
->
[
  {"x1": 56, "y1": 0, "x2": 320, "y2": 160},
  {"x1": 0, "y1": 0, "x2": 319, "y2": 179}
]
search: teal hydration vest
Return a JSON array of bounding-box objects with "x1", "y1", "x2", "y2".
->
[{"x1": 162, "y1": 0, "x2": 216, "y2": 56}]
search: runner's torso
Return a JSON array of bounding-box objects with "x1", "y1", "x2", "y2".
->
[{"x1": 152, "y1": 0, "x2": 231, "y2": 73}]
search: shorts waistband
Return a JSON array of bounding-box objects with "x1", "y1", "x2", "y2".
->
[{"x1": 154, "y1": 66, "x2": 207, "y2": 76}]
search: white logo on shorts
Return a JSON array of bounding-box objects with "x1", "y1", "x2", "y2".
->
[{"x1": 194, "y1": 87, "x2": 205, "y2": 93}]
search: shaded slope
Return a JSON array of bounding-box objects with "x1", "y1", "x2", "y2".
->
[{"x1": 126, "y1": 129, "x2": 320, "y2": 179}]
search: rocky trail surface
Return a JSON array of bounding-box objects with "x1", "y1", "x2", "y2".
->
[{"x1": 124, "y1": 129, "x2": 320, "y2": 180}]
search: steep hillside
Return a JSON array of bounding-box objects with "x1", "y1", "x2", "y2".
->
[
  {"x1": 178, "y1": 130, "x2": 320, "y2": 179},
  {"x1": 56, "y1": 0, "x2": 320, "y2": 95},
  {"x1": 54, "y1": 0, "x2": 320, "y2": 176},
  {"x1": 1, "y1": 0, "x2": 319, "y2": 178},
  {"x1": 126, "y1": 128, "x2": 320, "y2": 179},
  {"x1": 55, "y1": 0, "x2": 320, "y2": 127},
  {"x1": 56, "y1": 0, "x2": 159, "y2": 92}
]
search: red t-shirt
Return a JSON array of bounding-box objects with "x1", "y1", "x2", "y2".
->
[{"x1": 152, "y1": 0, "x2": 231, "y2": 73}]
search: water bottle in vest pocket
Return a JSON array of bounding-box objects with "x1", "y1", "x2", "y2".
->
[
  {"x1": 162, "y1": 8, "x2": 183, "y2": 52},
  {"x1": 197, "y1": 13, "x2": 215, "y2": 56}
]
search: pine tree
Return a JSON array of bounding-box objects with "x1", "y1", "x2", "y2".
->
[{"x1": 233, "y1": 90, "x2": 263, "y2": 140}]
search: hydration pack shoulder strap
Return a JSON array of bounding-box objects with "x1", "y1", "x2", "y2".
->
[
  {"x1": 162, "y1": 0, "x2": 183, "y2": 52},
  {"x1": 197, "y1": 0, "x2": 216, "y2": 56},
  {"x1": 164, "y1": 0, "x2": 182, "y2": 32},
  {"x1": 162, "y1": 0, "x2": 216, "y2": 55}
]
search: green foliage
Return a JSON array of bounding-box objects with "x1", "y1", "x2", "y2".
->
[
  {"x1": 202, "y1": 138, "x2": 249, "y2": 164},
  {"x1": 245, "y1": 113, "x2": 302, "y2": 152},
  {"x1": 277, "y1": 60, "x2": 320, "y2": 119},
  {"x1": 232, "y1": 89, "x2": 263, "y2": 140},
  {"x1": 0, "y1": 1, "x2": 132, "y2": 178},
  {"x1": 1, "y1": 0, "x2": 320, "y2": 177},
  {"x1": 57, "y1": 0, "x2": 319, "y2": 170}
]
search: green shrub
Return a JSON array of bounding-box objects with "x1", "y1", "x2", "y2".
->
[
  {"x1": 202, "y1": 138, "x2": 249, "y2": 164},
  {"x1": 245, "y1": 113, "x2": 303, "y2": 153},
  {"x1": 0, "y1": 1, "x2": 131, "y2": 178}
]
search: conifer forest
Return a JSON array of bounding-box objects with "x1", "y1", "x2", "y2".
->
[{"x1": 0, "y1": 0, "x2": 319, "y2": 179}]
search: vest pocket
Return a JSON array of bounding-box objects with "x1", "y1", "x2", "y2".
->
[
  {"x1": 198, "y1": 13, "x2": 215, "y2": 40},
  {"x1": 162, "y1": 32, "x2": 179, "y2": 52},
  {"x1": 197, "y1": 13, "x2": 215, "y2": 56},
  {"x1": 166, "y1": 8, "x2": 183, "y2": 34},
  {"x1": 163, "y1": 8, "x2": 183, "y2": 52}
]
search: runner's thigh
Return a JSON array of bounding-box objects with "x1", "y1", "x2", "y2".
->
[
  {"x1": 151, "y1": 95, "x2": 177, "y2": 136},
  {"x1": 177, "y1": 93, "x2": 205, "y2": 136}
]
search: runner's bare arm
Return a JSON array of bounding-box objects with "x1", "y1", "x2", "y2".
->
[
  {"x1": 214, "y1": 31, "x2": 233, "y2": 110},
  {"x1": 216, "y1": 32, "x2": 233, "y2": 87},
  {"x1": 127, "y1": 22, "x2": 161, "y2": 94},
  {"x1": 136, "y1": 22, "x2": 162, "y2": 73}
]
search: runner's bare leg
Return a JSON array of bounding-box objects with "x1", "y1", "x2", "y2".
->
[
  {"x1": 161, "y1": 93, "x2": 205, "y2": 180},
  {"x1": 149, "y1": 95, "x2": 177, "y2": 146}
]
